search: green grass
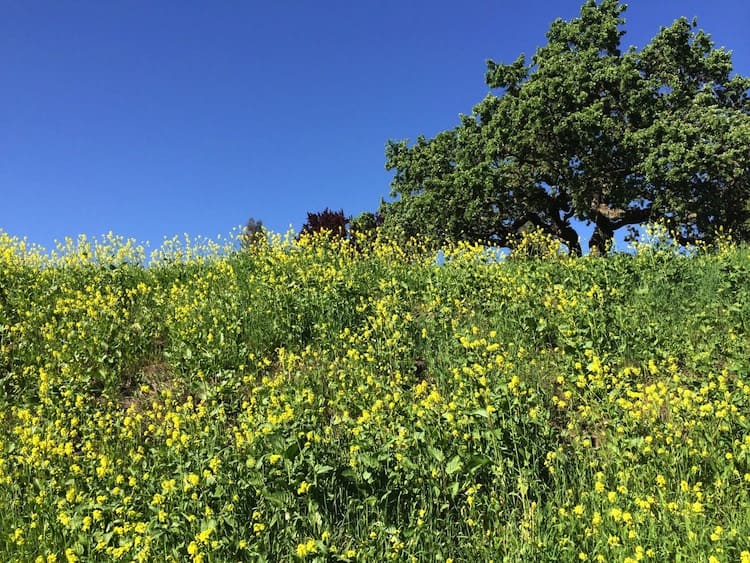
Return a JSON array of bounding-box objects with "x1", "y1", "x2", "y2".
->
[{"x1": 0, "y1": 230, "x2": 749, "y2": 562}]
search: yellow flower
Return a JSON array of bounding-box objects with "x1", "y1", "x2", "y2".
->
[
  {"x1": 161, "y1": 478, "x2": 177, "y2": 494},
  {"x1": 297, "y1": 481, "x2": 311, "y2": 495},
  {"x1": 196, "y1": 525, "x2": 214, "y2": 545},
  {"x1": 183, "y1": 472, "x2": 200, "y2": 490},
  {"x1": 295, "y1": 539, "x2": 317, "y2": 558},
  {"x1": 12, "y1": 527, "x2": 24, "y2": 545},
  {"x1": 57, "y1": 511, "x2": 71, "y2": 527}
]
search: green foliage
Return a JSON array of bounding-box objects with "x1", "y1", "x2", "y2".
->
[
  {"x1": 240, "y1": 217, "x2": 266, "y2": 252},
  {"x1": 349, "y1": 211, "x2": 383, "y2": 244},
  {"x1": 1, "y1": 229, "x2": 750, "y2": 561},
  {"x1": 381, "y1": 0, "x2": 750, "y2": 254}
]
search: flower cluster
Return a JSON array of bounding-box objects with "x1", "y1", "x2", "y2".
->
[{"x1": 0, "y1": 228, "x2": 748, "y2": 560}]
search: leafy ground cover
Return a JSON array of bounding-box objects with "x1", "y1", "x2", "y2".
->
[{"x1": 1, "y1": 230, "x2": 749, "y2": 562}]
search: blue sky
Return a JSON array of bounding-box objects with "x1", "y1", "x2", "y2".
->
[{"x1": 2, "y1": 1, "x2": 748, "y2": 251}]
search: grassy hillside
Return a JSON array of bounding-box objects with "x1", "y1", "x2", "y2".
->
[{"x1": 1, "y1": 230, "x2": 749, "y2": 562}]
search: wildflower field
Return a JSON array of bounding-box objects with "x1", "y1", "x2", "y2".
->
[{"x1": 1, "y1": 230, "x2": 749, "y2": 562}]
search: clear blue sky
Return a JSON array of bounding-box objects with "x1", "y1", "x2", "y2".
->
[{"x1": 3, "y1": 1, "x2": 748, "y2": 250}]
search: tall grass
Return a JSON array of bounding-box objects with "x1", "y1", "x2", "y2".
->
[{"x1": 0, "y1": 229, "x2": 748, "y2": 562}]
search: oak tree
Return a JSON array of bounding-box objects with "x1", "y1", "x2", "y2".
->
[{"x1": 381, "y1": 0, "x2": 750, "y2": 253}]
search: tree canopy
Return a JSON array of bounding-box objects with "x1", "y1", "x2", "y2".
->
[
  {"x1": 299, "y1": 208, "x2": 350, "y2": 239},
  {"x1": 380, "y1": 0, "x2": 750, "y2": 254}
]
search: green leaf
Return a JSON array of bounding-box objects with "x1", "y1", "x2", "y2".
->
[
  {"x1": 263, "y1": 490, "x2": 289, "y2": 508},
  {"x1": 467, "y1": 454, "x2": 491, "y2": 473},
  {"x1": 427, "y1": 446, "x2": 445, "y2": 462},
  {"x1": 449, "y1": 482, "x2": 460, "y2": 498},
  {"x1": 445, "y1": 455, "x2": 463, "y2": 476}
]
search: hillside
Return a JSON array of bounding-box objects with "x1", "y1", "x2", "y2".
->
[{"x1": 1, "y1": 230, "x2": 749, "y2": 562}]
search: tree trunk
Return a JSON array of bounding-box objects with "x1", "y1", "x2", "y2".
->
[
  {"x1": 589, "y1": 219, "x2": 614, "y2": 255},
  {"x1": 558, "y1": 224, "x2": 582, "y2": 256}
]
